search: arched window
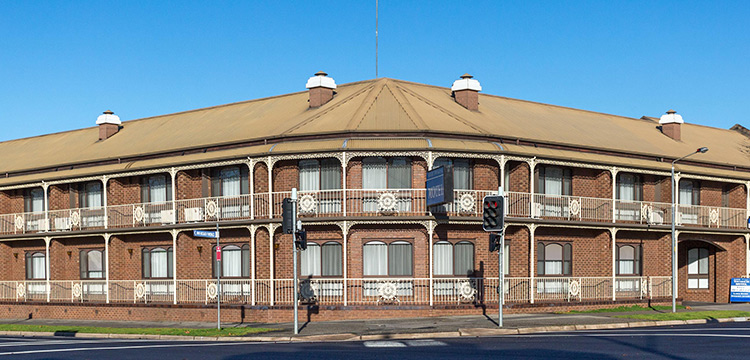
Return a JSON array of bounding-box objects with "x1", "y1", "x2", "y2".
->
[
  {"x1": 616, "y1": 245, "x2": 641, "y2": 275},
  {"x1": 25, "y1": 252, "x2": 46, "y2": 280},
  {"x1": 300, "y1": 242, "x2": 343, "y2": 277},
  {"x1": 142, "y1": 247, "x2": 174, "y2": 279},
  {"x1": 80, "y1": 249, "x2": 104, "y2": 279},
  {"x1": 363, "y1": 241, "x2": 412, "y2": 276},
  {"x1": 537, "y1": 243, "x2": 572, "y2": 276},
  {"x1": 213, "y1": 244, "x2": 249, "y2": 278}
]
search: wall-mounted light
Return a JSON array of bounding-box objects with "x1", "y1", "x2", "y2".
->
[
  {"x1": 67, "y1": 251, "x2": 72, "y2": 258},
  {"x1": 127, "y1": 248, "x2": 133, "y2": 256},
  {"x1": 274, "y1": 243, "x2": 280, "y2": 251},
  {"x1": 197, "y1": 245, "x2": 203, "y2": 254},
  {"x1": 13, "y1": 253, "x2": 18, "y2": 259}
]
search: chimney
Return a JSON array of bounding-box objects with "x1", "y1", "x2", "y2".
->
[
  {"x1": 306, "y1": 71, "x2": 337, "y2": 108},
  {"x1": 451, "y1": 73, "x2": 482, "y2": 110},
  {"x1": 659, "y1": 109, "x2": 683, "y2": 141},
  {"x1": 96, "y1": 110, "x2": 121, "y2": 141}
]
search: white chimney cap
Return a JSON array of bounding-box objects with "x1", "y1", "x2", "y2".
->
[
  {"x1": 659, "y1": 109, "x2": 683, "y2": 125},
  {"x1": 306, "y1": 71, "x2": 337, "y2": 89},
  {"x1": 96, "y1": 110, "x2": 121, "y2": 125},
  {"x1": 451, "y1": 73, "x2": 482, "y2": 92}
]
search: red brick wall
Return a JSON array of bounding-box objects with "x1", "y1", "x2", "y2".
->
[
  {"x1": 272, "y1": 160, "x2": 298, "y2": 193},
  {"x1": 678, "y1": 234, "x2": 746, "y2": 303},
  {"x1": 50, "y1": 236, "x2": 106, "y2": 280},
  {"x1": 533, "y1": 227, "x2": 611, "y2": 277},
  {"x1": 347, "y1": 225, "x2": 428, "y2": 278},
  {"x1": 506, "y1": 161, "x2": 529, "y2": 193},
  {"x1": 474, "y1": 159, "x2": 499, "y2": 191},
  {"x1": 176, "y1": 170, "x2": 201, "y2": 200}
]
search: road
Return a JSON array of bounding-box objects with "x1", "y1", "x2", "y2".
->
[{"x1": 2, "y1": 322, "x2": 750, "y2": 359}]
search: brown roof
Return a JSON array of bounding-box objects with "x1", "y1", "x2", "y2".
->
[{"x1": 1, "y1": 77, "x2": 748, "y2": 186}]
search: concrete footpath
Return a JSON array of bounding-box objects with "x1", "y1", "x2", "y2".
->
[{"x1": 1, "y1": 302, "x2": 749, "y2": 342}]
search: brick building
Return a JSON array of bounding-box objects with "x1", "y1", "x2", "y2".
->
[{"x1": 0, "y1": 72, "x2": 749, "y2": 323}]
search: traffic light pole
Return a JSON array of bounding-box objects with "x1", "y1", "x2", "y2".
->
[
  {"x1": 291, "y1": 188, "x2": 299, "y2": 335},
  {"x1": 498, "y1": 186, "x2": 504, "y2": 328}
]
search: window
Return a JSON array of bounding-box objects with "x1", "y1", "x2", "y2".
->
[
  {"x1": 616, "y1": 173, "x2": 643, "y2": 221},
  {"x1": 212, "y1": 244, "x2": 249, "y2": 278},
  {"x1": 299, "y1": 159, "x2": 342, "y2": 213},
  {"x1": 210, "y1": 166, "x2": 249, "y2": 219},
  {"x1": 433, "y1": 158, "x2": 473, "y2": 190},
  {"x1": 616, "y1": 245, "x2": 641, "y2": 275},
  {"x1": 142, "y1": 247, "x2": 174, "y2": 279},
  {"x1": 300, "y1": 242, "x2": 343, "y2": 277},
  {"x1": 78, "y1": 182, "x2": 105, "y2": 228},
  {"x1": 24, "y1": 188, "x2": 45, "y2": 213},
  {"x1": 25, "y1": 252, "x2": 46, "y2": 280},
  {"x1": 688, "y1": 247, "x2": 709, "y2": 289},
  {"x1": 141, "y1": 175, "x2": 172, "y2": 203},
  {"x1": 363, "y1": 241, "x2": 412, "y2": 276},
  {"x1": 80, "y1": 249, "x2": 104, "y2": 279},
  {"x1": 679, "y1": 180, "x2": 700, "y2": 224},
  {"x1": 722, "y1": 185, "x2": 731, "y2": 208},
  {"x1": 534, "y1": 166, "x2": 572, "y2": 217},
  {"x1": 362, "y1": 157, "x2": 413, "y2": 212},
  {"x1": 433, "y1": 241, "x2": 477, "y2": 276},
  {"x1": 537, "y1": 242, "x2": 572, "y2": 276}
]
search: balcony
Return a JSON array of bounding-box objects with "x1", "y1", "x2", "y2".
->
[
  {"x1": 0, "y1": 190, "x2": 746, "y2": 236},
  {"x1": 1, "y1": 276, "x2": 672, "y2": 306}
]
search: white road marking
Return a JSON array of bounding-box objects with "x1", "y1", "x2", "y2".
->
[
  {"x1": 0, "y1": 341, "x2": 262, "y2": 356},
  {"x1": 364, "y1": 341, "x2": 407, "y2": 348},
  {"x1": 404, "y1": 340, "x2": 447, "y2": 347},
  {"x1": 512, "y1": 333, "x2": 750, "y2": 339}
]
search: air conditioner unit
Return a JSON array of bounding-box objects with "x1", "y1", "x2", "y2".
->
[
  {"x1": 532, "y1": 203, "x2": 544, "y2": 218},
  {"x1": 160, "y1": 210, "x2": 175, "y2": 224},
  {"x1": 33, "y1": 219, "x2": 48, "y2": 232},
  {"x1": 184, "y1": 207, "x2": 204, "y2": 222},
  {"x1": 649, "y1": 211, "x2": 664, "y2": 225},
  {"x1": 54, "y1": 217, "x2": 71, "y2": 230}
]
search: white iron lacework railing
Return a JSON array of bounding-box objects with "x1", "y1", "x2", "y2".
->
[{"x1": 0, "y1": 277, "x2": 671, "y2": 305}]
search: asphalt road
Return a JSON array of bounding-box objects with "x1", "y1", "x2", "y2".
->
[{"x1": 2, "y1": 322, "x2": 750, "y2": 359}]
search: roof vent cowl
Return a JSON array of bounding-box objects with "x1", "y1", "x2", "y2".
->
[
  {"x1": 97, "y1": 110, "x2": 121, "y2": 141},
  {"x1": 659, "y1": 109, "x2": 683, "y2": 141},
  {"x1": 451, "y1": 74, "x2": 482, "y2": 111},
  {"x1": 306, "y1": 71, "x2": 337, "y2": 108}
]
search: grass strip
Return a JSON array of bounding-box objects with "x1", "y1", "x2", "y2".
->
[
  {"x1": 0, "y1": 324, "x2": 275, "y2": 337},
  {"x1": 562, "y1": 305, "x2": 686, "y2": 314},
  {"x1": 614, "y1": 310, "x2": 750, "y2": 321}
]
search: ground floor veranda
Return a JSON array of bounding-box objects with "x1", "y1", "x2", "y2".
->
[{"x1": 1, "y1": 222, "x2": 746, "y2": 322}]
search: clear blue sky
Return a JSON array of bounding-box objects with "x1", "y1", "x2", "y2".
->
[{"x1": 1, "y1": 1, "x2": 748, "y2": 142}]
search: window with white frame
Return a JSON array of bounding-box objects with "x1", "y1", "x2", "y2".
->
[
  {"x1": 142, "y1": 247, "x2": 173, "y2": 278},
  {"x1": 25, "y1": 252, "x2": 46, "y2": 280},
  {"x1": 79, "y1": 182, "x2": 104, "y2": 227},
  {"x1": 300, "y1": 242, "x2": 343, "y2": 277},
  {"x1": 299, "y1": 159, "x2": 342, "y2": 213},
  {"x1": 213, "y1": 244, "x2": 249, "y2": 278},
  {"x1": 142, "y1": 175, "x2": 171, "y2": 203},
  {"x1": 210, "y1": 166, "x2": 249, "y2": 219},
  {"x1": 80, "y1": 249, "x2": 104, "y2": 279},
  {"x1": 363, "y1": 241, "x2": 412, "y2": 276},
  {"x1": 537, "y1": 242, "x2": 572, "y2": 276},
  {"x1": 687, "y1": 247, "x2": 709, "y2": 289}
]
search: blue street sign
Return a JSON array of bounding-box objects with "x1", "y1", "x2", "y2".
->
[
  {"x1": 730, "y1": 278, "x2": 750, "y2": 302},
  {"x1": 194, "y1": 230, "x2": 219, "y2": 239}
]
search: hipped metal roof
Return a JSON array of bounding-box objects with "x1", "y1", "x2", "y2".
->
[{"x1": 1, "y1": 77, "x2": 748, "y2": 186}]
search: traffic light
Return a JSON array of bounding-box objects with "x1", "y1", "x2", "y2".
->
[
  {"x1": 489, "y1": 233, "x2": 501, "y2": 252},
  {"x1": 295, "y1": 229, "x2": 307, "y2": 250},
  {"x1": 282, "y1": 198, "x2": 295, "y2": 234},
  {"x1": 482, "y1": 195, "x2": 504, "y2": 232}
]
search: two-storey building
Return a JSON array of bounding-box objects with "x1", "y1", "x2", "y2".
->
[{"x1": 1, "y1": 72, "x2": 748, "y2": 323}]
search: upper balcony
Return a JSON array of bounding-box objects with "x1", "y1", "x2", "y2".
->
[{"x1": 0, "y1": 189, "x2": 746, "y2": 236}]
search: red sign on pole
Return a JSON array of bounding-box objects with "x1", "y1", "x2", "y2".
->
[{"x1": 216, "y1": 247, "x2": 222, "y2": 261}]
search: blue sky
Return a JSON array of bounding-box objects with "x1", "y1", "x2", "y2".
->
[{"x1": 0, "y1": 1, "x2": 748, "y2": 142}]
